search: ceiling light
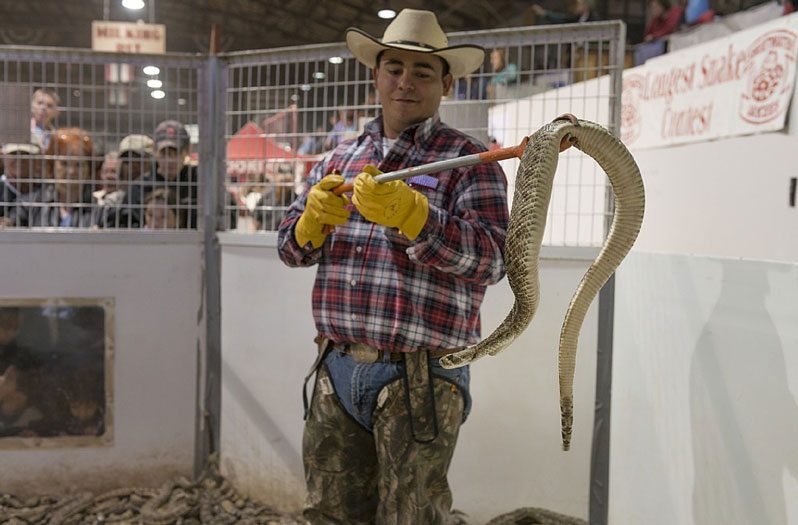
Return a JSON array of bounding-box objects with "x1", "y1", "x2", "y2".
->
[
  {"x1": 151, "y1": 90, "x2": 165, "y2": 99},
  {"x1": 378, "y1": 9, "x2": 396, "y2": 19},
  {"x1": 143, "y1": 65, "x2": 160, "y2": 76},
  {"x1": 300, "y1": 84, "x2": 312, "y2": 92},
  {"x1": 146, "y1": 79, "x2": 163, "y2": 88},
  {"x1": 122, "y1": 0, "x2": 145, "y2": 10},
  {"x1": 313, "y1": 72, "x2": 326, "y2": 80},
  {"x1": 328, "y1": 56, "x2": 344, "y2": 65},
  {"x1": 177, "y1": 98, "x2": 186, "y2": 106}
]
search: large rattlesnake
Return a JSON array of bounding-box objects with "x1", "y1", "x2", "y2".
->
[{"x1": 440, "y1": 115, "x2": 645, "y2": 451}]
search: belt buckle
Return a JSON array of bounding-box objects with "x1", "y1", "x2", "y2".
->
[{"x1": 350, "y1": 343, "x2": 380, "y2": 364}]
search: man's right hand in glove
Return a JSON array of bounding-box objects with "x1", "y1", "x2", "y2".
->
[{"x1": 294, "y1": 174, "x2": 350, "y2": 249}]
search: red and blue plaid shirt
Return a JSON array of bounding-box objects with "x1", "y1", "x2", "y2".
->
[{"x1": 278, "y1": 114, "x2": 509, "y2": 353}]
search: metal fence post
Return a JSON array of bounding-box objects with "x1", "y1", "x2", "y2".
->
[
  {"x1": 195, "y1": 55, "x2": 225, "y2": 476},
  {"x1": 591, "y1": 20, "x2": 627, "y2": 525}
]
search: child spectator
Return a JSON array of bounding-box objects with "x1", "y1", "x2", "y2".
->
[{"x1": 143, "y1": 188, "x2": 183, "y2": 230}]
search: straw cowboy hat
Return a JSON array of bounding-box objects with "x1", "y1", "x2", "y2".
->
[{"x1": 345, "y1": 9, "x2": 485, "y2": 79}]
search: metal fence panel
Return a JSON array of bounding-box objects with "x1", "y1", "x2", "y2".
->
[
  {"x1": 220, "y1": 22, "x2": 626, "y2": 246},
  {"x1": 0, "y1": 47, "x2": 204, "y2": 230}
]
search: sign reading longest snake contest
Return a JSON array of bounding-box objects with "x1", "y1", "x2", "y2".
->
[{"x1": 622, "y1": 14, "x2": 798, "y2": 149}]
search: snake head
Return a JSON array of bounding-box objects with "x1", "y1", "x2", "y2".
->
[{"x1": 553, "y1": 113, "x2": 579, "y2": 126}]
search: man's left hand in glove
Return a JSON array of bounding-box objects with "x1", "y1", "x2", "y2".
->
[{"x1": 352, "y1": 165, "x2": 429, "y2": 240}]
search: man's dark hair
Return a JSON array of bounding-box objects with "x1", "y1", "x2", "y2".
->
[{"x1": 375, "y1": 50, "x2": 451, "y2": 77}]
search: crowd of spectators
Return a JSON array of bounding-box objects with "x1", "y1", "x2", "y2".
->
[{"x1": 0, "y1": 89, "x2": 251, "y2": 230}]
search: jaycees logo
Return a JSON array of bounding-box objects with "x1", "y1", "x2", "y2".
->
[
  {"x1": 621, "y1": 74, "x2": 645, "y2": 145},
  {"x1": 740, "y1": 29, "x2": 797, "y2": 124}
]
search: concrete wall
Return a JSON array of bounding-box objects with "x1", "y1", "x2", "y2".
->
[
  {"x1": 0, "y1": 231, "x2": 202, "y2": 495},
  {"x1": 631, "y1": 131, "x2": 798, "y2": 263},
  {"x1": 219, "y1": 233, "x2": 601, "y2": 521},
  {"x1": 611, "y1": 252, "x2": 798, "y2": 524}
]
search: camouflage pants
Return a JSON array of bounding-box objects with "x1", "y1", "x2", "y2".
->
[{"x1": 303, "y1": 361, "x2": 466, "y2": 525}]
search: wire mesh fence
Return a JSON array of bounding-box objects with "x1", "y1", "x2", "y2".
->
[
  {"x1": 0, "y1": 21, "x2": 625, "y2": 245},
  {"x1": 220, "y1": 22, "x2": 626, "y2": 245},
  {"x1": 0, "y1": 47, "x2": 204, "y2": 230}
]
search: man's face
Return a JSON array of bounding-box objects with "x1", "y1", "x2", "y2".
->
[
  {"x1": 100, "y1": 157, "x2": 120, "y2": 191},
  {"x1": 119, "y1": 152, "x2": 150, "y2": 182},
  {"x1": 31, "y1": 93, "x2": 59, "y2": 128},
  {"x1": 155, "y1": 146, "x2": 185, "y2": 181},
  {"x1": 372, "y1": 48, "x2": 453, "y2": 138}
]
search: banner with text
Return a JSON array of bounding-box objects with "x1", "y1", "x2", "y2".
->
[
  {"x1": 622, "y1": 13, "x2": 798, "y2": 149},
  {"x1": 92, "y1": 21, "x2": 166, "y2": 54}
]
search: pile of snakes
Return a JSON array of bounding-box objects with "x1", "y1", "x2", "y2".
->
[{"x1": 0, "y1": 458, "x2": 304, "y2": 525}]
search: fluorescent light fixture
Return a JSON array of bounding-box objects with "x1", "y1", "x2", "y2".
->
[
  {"x1": 146, "y1": 79, "x2": 163, "y2": 88},
  {"x1": 122, "y1": 0, "x2": 145, "y2": 10},
  {"x1": 177, "y1": 98, "x2": 186, "y2": 106},
  {"x1": 328, "y1": 56, "x2": 344, "y2": 65},
  {"x1": 300, "y1": 84, "x2": 312, "y2": 92},
  {"x1": 313, "y1": 72, "x2": 326, "y2": 80},
  {"x1": 378, "y1": 9, "x2": 396, "y2": 19},
  {"x1": 143, "y1": 65, "x2": 160, "y2": 76},
  {"x1": 151, "y1": 90, "x2": 166, "y2": 99}
]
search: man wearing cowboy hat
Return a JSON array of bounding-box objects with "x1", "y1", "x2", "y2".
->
[{"x1": 278, "y1": 9, "x2": 509, "y2": 523}]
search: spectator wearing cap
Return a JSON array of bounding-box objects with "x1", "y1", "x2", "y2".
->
[
  {"x1": 153, "y1": 120, "x2": 198, "y2": 228},
  {"x1": 30, "y1": 89, "x2": 60, "y2": 152},
  {"x1": 1, "y1": 143, "x2": 43, "y2": 227},
  {"x1": 152, "y1": 119, "x2": 237, "y2": 230},
  {"x1": 97, "y1": 134, "x2": 155, "y2": 228}
]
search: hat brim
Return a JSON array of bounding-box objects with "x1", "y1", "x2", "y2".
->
[
  {"x1": 156, "y1": 140, "x2": 180, "y2": 151},
  {"x1": 346, "y1": 28, "x2": 485, "y2": 79}
]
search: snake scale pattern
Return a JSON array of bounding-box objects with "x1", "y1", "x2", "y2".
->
[{"x1": 441, "y1": 116, "x2": 645, "y2": 451}]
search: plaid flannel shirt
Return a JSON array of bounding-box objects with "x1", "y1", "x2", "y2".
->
[{"x1": 277, "y1": 114, "x2": 509, "y2": 353}]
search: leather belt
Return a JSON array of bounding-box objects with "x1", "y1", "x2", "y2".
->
[{"x1": 331, "y1": 342, "x2": 462, "y2": 364}]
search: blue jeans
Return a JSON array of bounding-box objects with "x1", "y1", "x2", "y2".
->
[{"x1": 322, "y1": 347, "x2": 472, "y2": 431}]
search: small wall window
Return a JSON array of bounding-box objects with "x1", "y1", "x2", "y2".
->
[{"x1": 0, "y1": 298, "x2": 113, "y2": 448}]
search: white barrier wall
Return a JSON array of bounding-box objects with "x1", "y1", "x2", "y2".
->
[
  {"x1": 219, "y1": 234, "x2": 601, "y2": 522},
  {"x1": 630, "y1": 131, "x2": 798, "y2": 263},
  {"x1": 0, "y1": 232, "x2": 202, "y2": 495},
  {"x1": 611, "y1": 252, "x2": 798, "y2": 524}
]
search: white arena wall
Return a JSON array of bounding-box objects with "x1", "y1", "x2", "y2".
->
[
  {"x1": 0, "y1": 232, "x2": 203, "y2": 495},
  {"x1": 219, "y1": 233, "x2": 601, "y2": 522},
  {"x1": 611, "y1": 252, "x2": 798, "y2": 525},
  {"x1": 610, "y1": 43, "x2": 798, "y2": 521}
]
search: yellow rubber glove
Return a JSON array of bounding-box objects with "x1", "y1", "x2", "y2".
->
[
  {"x1": 352, "y1": 165, "x2": 429, "y2": 240},
  {"x1": 295, "y1": 174, "x2": 350, "y2": 249}
]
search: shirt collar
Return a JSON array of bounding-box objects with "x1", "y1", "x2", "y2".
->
[{"x1": 361, "y1": 113, "x2": 441, "y2": 152}]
